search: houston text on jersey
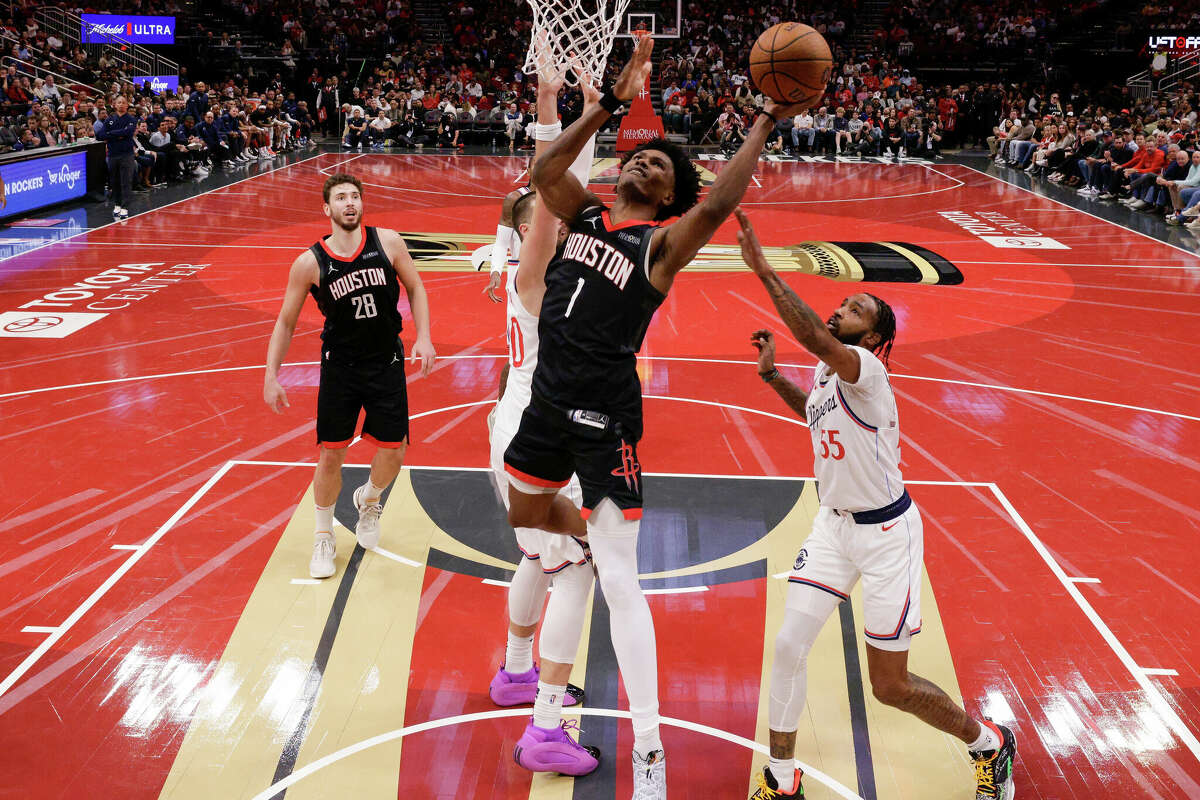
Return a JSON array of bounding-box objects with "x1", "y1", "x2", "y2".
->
[
  {"x1": 327, "y1": 266, "x2": 389, "y2": 301},
  {"x1": 561, "y1": 232, "x2": 636, "y2": 290}
]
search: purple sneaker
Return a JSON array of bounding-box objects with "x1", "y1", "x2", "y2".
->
[
  {"x1": 513, "y1": 719, "x2": 600, "y2": 776},
  {"x1": 488, "y1": 664, "x2": 585, "y2": 707}
]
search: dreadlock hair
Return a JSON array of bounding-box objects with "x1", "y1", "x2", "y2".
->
[
  {"x1": 864, "y1": 293, "x2": 897, "y2": 367},
  {"x1": 618, "y1": 138, "x2": 701, "y2": 220}
]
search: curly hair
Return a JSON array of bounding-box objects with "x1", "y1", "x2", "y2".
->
[{"x1": 618, "y1": 138, "x2": 701, "y2": 220}]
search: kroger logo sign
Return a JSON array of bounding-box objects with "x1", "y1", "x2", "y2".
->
[
  {"x1": 81, "y1": 14, "x2": 175, "y2": 44},
  {"x1": 134, "y1": 75, "x2": 180, "y2": 95}
]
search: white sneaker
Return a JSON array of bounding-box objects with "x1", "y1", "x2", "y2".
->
[
  {"x1": 118, "y1": 207, "x2": 129, "y2": 218},
  {"x1": 1130, "y1": 199, "x2": 1148, "y2": 209},
  {"x1": 353, "y1": 484, "x2": 383, "y2": 549},
  {"x1": 632, "y1": 750, "x2": 666, "y2": 800},
  {"x1": 112, "y1": 205, "x2": 124, "y2": 217},
  {"x1": 310, "y1": 532, "x2": 336, "y2": 578}
]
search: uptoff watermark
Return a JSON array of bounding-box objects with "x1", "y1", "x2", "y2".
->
[{"x1": 938, "y1": 210, "x2": 1069, "y2": 249}]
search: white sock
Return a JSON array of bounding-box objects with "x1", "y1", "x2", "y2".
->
[
  {"x1": 361, "y1": 478, "x2": 385, "y2": 504},
  {"x1": 532, "y1": 680, "x2": 566, "y2": 730},
  {"x1": 632, "y1": 708, "x2": 662, "y2": 756},
  {"x1": 967, "y1": 720, "x2": 1001, "y2": 753},
  {"x1": 769, "y1": 757, "x2": 796, "y2": 793},
  {"x1": 315, "y1": 503, "x2": 334, "y2": 535},
  {"x1": 504, "y1": 632, "x2": 534, "y2": 674}
]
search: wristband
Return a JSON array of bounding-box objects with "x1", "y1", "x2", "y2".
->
[
  {"x1": 761, "y1": 110, "x2": 779, "y2": 125},
  {"x1": 759, "y1": 368, "x2": 780, "y2": 382},
  {"x1": 599, "y1": 90, "x2": 624, "y2": 114},
  {"x1": 534, "y1": 121, "x2": 562, "y2": 141}
]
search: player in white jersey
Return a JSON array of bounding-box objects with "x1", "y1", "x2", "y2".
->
[
  {"x1": 486, "y1": 68, "x2": 606, "y2": 777},
  {"x1": 734, "y1": 209, "x2": 1017, "y2": 800},
  {"x1": 482, "y1": 163, "x2": 532, "y2": 303}
]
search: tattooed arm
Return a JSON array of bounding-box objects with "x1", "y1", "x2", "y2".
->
[
  {"x1": 735, "y1": 208, "x2": 862, "y2": 384},
  {"x1": 751, "y1": 329, "x2": 809, "y2": 418}
]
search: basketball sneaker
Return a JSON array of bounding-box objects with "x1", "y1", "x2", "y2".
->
[
  {"x1": 632, "y1": 749, "x2": 666, "y2": 799},
  {"x1": 970, "y1": 720, "x2": 1016, "y2": 799},
  {"x1": 749, "y1": 764, "x2": 804, "y2": 798},
  {"x1": 489, "y1": 664, "x2": 586, "y2": 707},
  {"x1": 353, "y1": 484, "x2": 383, "y2": 549},
  {"x1": 310, "y1": 532, "x2": 336, "y2": 578},
  {"x1": 513, "y1": 719, "x2": 600, "y2": 776}
]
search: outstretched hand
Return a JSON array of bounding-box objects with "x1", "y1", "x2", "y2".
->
[
  {"x1": 734, "y1": 207, "x2": 773, "y2": 277},
  {"x1": 612, "y1": 34, "x2": 654, "y2": 102}
]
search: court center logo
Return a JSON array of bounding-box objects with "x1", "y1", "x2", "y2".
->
[{"x1": 0, "y1": 311, "x2": 108, "y2": 338}]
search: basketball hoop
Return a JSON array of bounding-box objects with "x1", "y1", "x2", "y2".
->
[{"x1": 524, "y1": 0, "x2": 633, "y2": 86}]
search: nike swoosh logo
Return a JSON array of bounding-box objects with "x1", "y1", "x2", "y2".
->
[{"x1": 882, "y1": 521, "x2": 900, "y2": 531}]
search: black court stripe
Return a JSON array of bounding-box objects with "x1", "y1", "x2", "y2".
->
[
  {"x1": 574, "y1": 583, "x2": 619, "y2": 800},
  {"x1": 268, "y1": 469, "x2": 391, "y2": 799},
  {"x1": 838, "y1": 600, "x2": 879, "y2": 800}
]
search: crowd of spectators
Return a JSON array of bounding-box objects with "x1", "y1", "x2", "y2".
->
[
  {"x1": 8, "y1": 0, "x2": 1194, "y2": 232},
  {"x1": 984, "y1": 87, "x2": 1200, "y2": 226}
]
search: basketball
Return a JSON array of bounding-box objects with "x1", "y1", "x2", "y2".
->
[{"x1": 749, "y1": 22, "x2": 833, "y2": 106}]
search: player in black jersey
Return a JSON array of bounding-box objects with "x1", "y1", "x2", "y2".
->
[
  {"x1": 503, "y1": 36, "x2": 808, "y2": 799},
  {"x1": 264, "y1": 172, "x2": 435, "y2": 579}
]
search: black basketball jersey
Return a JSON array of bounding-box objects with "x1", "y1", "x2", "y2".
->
[
  {"x1": 309, "y1": 226, "x2": 403, "y2": 362},
  {"x1": 532, "y1": 205, "x2": 666, "y2": 438}
]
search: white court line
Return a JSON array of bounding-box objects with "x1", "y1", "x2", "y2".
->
[
  {"x1": 4, "y1": 355, "x2": 1195, "y2": 424},
  {"x1": 1139, "y1": 668, "x2": 1180, "y2": 677},
  {"x1": 368, "y1": 546, "x2": 422, "y2": 567},
  {"x1": 20, "y1": 626, "x2": 58, "y2": 634},
  {"x1": 964, "y1": 165, "x2": 1200, "y2": 261},
  {"x1": 247, "y1": 706, "x2": 866, "y2": 800},
  {"x1": 643, "y1": 585, "x2": 709, "y2": 595},
  {"x1": 988, "y1": 482, "x2": 1200, "y2": 765},
  {"x1": 1066, "y1": 576, "x2": 1101, "y2": 584},
  {"x1": 954, "y1": 260, "x2": 1200, "y2": 270},
  {"x1": 0, "y1": 460, "x2": 236, "y2": 701},
  {"x1": 290, "y1": 578, "x2": 322, "y2": 585},
  {"x1": 109, "y1": 544, "x2": 142, "y2": 551},
  {"x1": 0, "y1": 153, "x2": 327, "y2": 265}
]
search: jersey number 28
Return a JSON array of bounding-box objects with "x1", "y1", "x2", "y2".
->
[{"x1": 352, "y1": 294, "x2": 378, "y2": 319}]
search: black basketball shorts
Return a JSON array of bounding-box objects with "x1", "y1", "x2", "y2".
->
[
  {"x1": 316, "y1": 346, "x2": 409, "y2": 448},
  {"x1": 503, "y1": 399, "x2": 644, "y2": 520}
]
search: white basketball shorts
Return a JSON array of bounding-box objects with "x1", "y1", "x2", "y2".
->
[
  {"x1": 786, "y1": 502, "x2": 924, "y2": 652},
  {"x1": 490, "y1": 416, "x2": 588, "y2": 574}
]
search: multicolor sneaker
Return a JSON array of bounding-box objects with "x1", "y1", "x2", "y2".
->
[
  {"x1": 488, "y1": 664, "x2": 585, "y2": 707},
  {"x1": 970, "y1": 720, "x2": 1016, "y2": 799},
  {"x1": 749, "y1": 764, "x2": 804, "y2": 798},
  {"x1": 632, "y1": 749, "x2": 667, "y2": 799},
  {"x1": 513, "y1": 719, "x2": 600, "y2": 776},
  {"x1": 352, "y1": 484, "x2": 383, "y2": 549}
]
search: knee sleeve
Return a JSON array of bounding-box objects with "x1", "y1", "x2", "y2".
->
[
  {"x1": 768, "y1": 611, "x2": 826, "y2": 733},
  {"x1": 508, "y1": 554, "x2": 552, "y2": 628},
  {"x1": 538, "y1": 562, "x2": 594, "y2": 664}
]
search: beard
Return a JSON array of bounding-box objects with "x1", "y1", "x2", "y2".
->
[{"x1": 334, "y1": 212, "x2": 361, "y2": 232}]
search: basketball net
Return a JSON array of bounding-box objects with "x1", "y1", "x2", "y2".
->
[{"x1": 524, "y1": 0, "x2": 634, "y2": 85}]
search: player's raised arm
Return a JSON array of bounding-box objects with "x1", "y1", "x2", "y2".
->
[
  {"x1": 735, "y1": 208, "x2": 863, "y2": 383},
  {"x1": 646, "y1": 100, "x2": 806, "y2": 293},
  {"x1": 517, "y1": 72, "x2": 602, "y2": 296},
  {"x1": 264, "y1": 251, "x2": 318, "y2": 412},
  {"x1": 381, "y1": 230, "x2": 436, "y2": 376},
  {"x1": 531, "y1": 35, "x2": 653, "y2": 220}
]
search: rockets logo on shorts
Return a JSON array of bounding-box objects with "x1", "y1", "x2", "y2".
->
[{"x1": 611, "y1": 439, "x2": 641, "y2": 491}]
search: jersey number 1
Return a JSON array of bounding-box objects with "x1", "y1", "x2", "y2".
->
[{"x1": 564, "y1": 278, "x2": 584, "y2": 318}]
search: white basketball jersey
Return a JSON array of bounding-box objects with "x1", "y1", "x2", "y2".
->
[
  {"x1": 492, "y1": 283, "x2": 539, "y2": 439},
  {"x1": 503, "y1": 187, "x2": 532, "y2": 292},
  {"x1": 805, "y1": 346, "x2": 904, "y2": 511}
]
